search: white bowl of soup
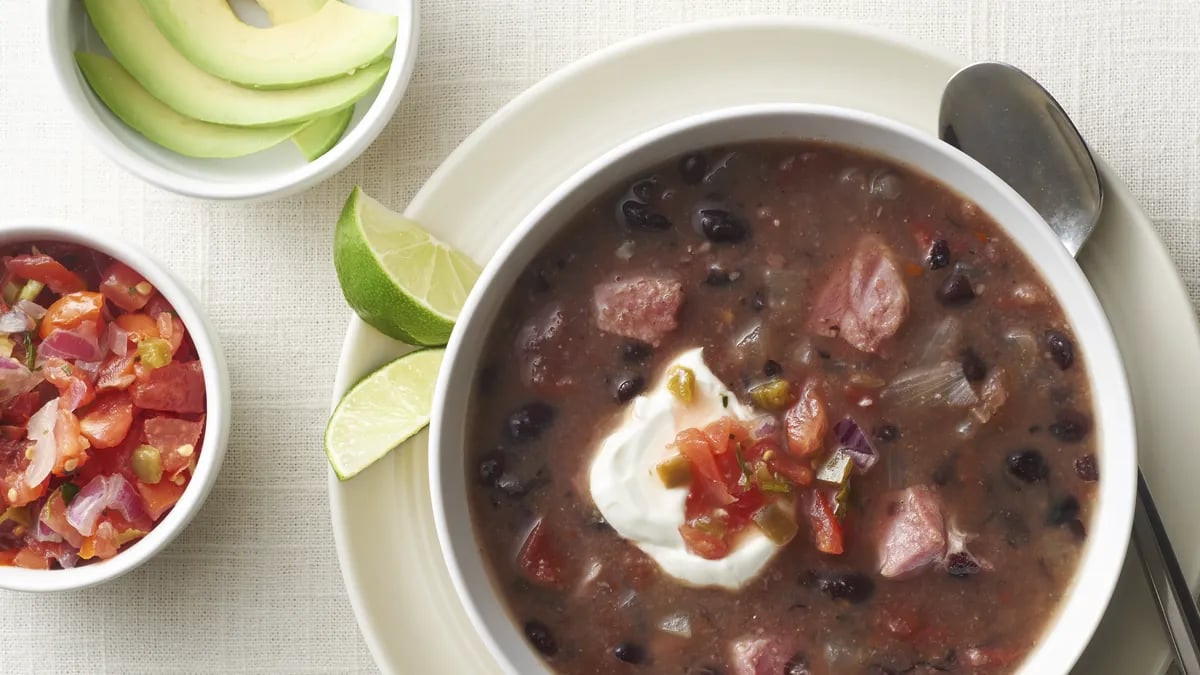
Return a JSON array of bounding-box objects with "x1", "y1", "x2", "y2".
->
[{"x1": 430, "y1": 104, "x2": 1135, "y2": 675}]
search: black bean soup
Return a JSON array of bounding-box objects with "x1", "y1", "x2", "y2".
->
[{"x1": 467, "y1": 141, "x2": 1098, "y2": 674}]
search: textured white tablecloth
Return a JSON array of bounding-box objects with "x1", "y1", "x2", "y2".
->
[{"x1": 0, "y1": 0, "x2": 1197, "y2": 673}]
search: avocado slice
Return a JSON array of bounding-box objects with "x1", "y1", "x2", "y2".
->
[
  {"x1": 256, "y1": 0, "x2": 328, "y2": 25},
  {"x1": 139, "y1": 0, "x2": 398, "y2": 89},
  {"x1": 75, "y1": 53, "x2": 304, "y2": 159},
  {"x1": 293, "y1": 106, "x2": 354, "y2": 161},
  {"x1": 84, "y1": 0, "x2": 389, "y2": 128}
]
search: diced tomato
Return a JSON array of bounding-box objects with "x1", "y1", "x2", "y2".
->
[
  {"x1": 5, "y1": 254, "x2": 86, "y2": 295},
  {"x1": 51, "y1": 408, "x2": 88, "y2": 476},
  {"x1": 40, "y1": 487, "x2": 83, "y2": 548},
  {"x1": 156, "y1": 313, "x2": 186, "y2": 354},
  {"x1": 115, "y1": 313, "x2": 159, "y2": 343},
  {"x1": 2, "y1": 389, "x2": 47, "y2": 425},
  {"x1": 99, "y1": 262, "x2": 152, "y2": 312},
  {"x1": 135, "y1": 478, "x2": 184, "y2": 520},
  {"x1": 702, "y1": 417, "x2": 749, "y2": 455},
  {"x1": 77, "y1": 418, "x2": 143, "y2": 485},
  {"x1": 784, "y1": 380, "x2": 828, "y2": 457},
  {"x1": 96, "y1": 351, "x2": 137, "y2": 392},
  {"x1": 143, "y1": 415, "x2": 202, "y2": 473},
  {"x1": 679, "y1": 523, "x2": 729, "y2": 560},
  {"x1": 12, "y1": 546, "x2": 50, "y2": 569},
  {"x1": 0, "y1": 549, "x2": 18, "y2": 565},
  {"x1": 807, "y1": 490, "x2": 844, "y2": 555},
  {"x1": 78, "y1": 391, "x2": 134, "y2": 449},
  {"x1": 132, "y1": 360, "x2": 205, "y2": 414},
  {"x1": 0, "y1": 470, "x2": 46, "y2": 507},
  {"x1": 766, "y1": 452, "x2": 814, "y2": 487},
  {"x1": 39, "y1": 292, "x2": 103, "y2": 340},
  {"x1": 673, "y1": 428, "x2": 735, "y2": 507},
  {"x1": 141, "y1": 293, "x2": 173, "y2": 320},
  {"x1": 516, "y1": 519, "x2": 566, "y2": 587},
  {"x1": 43, "y1": 357, "x2": 96, "y2": 411}
]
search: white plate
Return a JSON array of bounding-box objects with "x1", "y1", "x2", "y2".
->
[{"x1": 329, "y1": 18, "x2": 1200, "y2": 675}]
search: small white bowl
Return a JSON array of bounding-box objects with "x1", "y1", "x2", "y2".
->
[
  {"x1": 430, "y1": 104, "x2": 1136, "y2": 674},
  {"x1": 43, "y1": 0, "x2": 419, "y2": 201},
  {"x1": 0, "y1": 222, "x2": 231, "y2": 592}
]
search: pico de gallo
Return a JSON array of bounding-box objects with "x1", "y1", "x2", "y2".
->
[{"x1": 0, "y1": 242, "x2": 205, "y2": 570}]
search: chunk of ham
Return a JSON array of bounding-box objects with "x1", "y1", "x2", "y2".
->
[
  {"x1": 729, "y1": 636, "x2": 793, "y2": 675},
  {"x1": 807, "y1": 235, "x2": 909, "y2": 353},
  {"x1": 877, "y1": 485, "x2": 946, "y2": 578},
  {"x1": 593, "y1": 275, "x2": 684, "y2": 347}
]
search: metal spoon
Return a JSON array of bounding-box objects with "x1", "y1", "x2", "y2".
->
[{"x1": 939, "y1": 61, "x2": 1200, "y2": 675}]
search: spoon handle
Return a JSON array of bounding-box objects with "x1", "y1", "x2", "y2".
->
[{"x1": 1133, "y1": 470, "x2": 1200, "y2": 675}]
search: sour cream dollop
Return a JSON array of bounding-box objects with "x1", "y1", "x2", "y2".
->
[{"x1": 588, "y1": 348, "x2": 782, "y2": 589}]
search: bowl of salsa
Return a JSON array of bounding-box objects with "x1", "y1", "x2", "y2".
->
[
  {"x1": 0, "y1": 223, "x2": 229, "y2": 591},
  {"x1": 429, "y1": 105, "x2": 1135, "y2": 674}
]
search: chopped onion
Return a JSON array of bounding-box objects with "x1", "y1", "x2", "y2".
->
[
  {"x1": 105, "y1": 322, "x2": 129, "y2": 357},
  {"x1": 750, "y1": 415, "x2": 778, "y2": 440},
  {"x1": 38, "y1": 327, "x2": 103, "y2": 362},
  {"x1": 869, "y1": 170, "x2": 902, "y2": 199},
  {"x1": 15, "y1": 300, "x2": 46, "y2": 321},
  {"x1": 882, "y1": 361, "x2": 978, "y2": 407},
  {"x1": 0, "y1": 308, "x2": 33, "y2": 334},
  {"x1": 942, "y1": 521, "x2": 993, "y2": 573},
  {"x1": 734, "y1": 321, "x2": 768, "y2": 364},
  {"x1": 34, "y1": 514, "x2": 62, "y2": 543},
  {"x1": 789, "y1": 339, "x2": 818, "y2": 366},
  {"x1": 47, "y1": 547, "x2": 78, "y2": 569},
  {"x1": 970, "y1": 368, "x2": 1008, "y2": 424},
  {"x1": 1004, "y1": 328, "x2": 1038, "y2": 362},
  {"x1": 74, "y1": 360, "x2": 101, "y2": 378},
  {"x1": 658, "y1": 612, "x2": 692, "y2": 638},
  {"x1": 832, "y1": 416, "x2": 879, "y2": 472},
  {"x1": 918, "y1": 317, "x2": 962, "y2": 365},
  {"x1": 66, "y1": 474, "x2": 147, "y2": 536},
  {"x1": 762, "y1": 269, "x2": 806, "y2": 311},
  {"x1": 23, "y1": 398, "x2": 59, "y2": 488},
  {"x1": 0, "y1": 357, "x2": 42, "y2": 405},
  {"x1": 615, "y1": 240, "x2": 635, "y2": 260}
]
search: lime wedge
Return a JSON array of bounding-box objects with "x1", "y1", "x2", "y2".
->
[
  {"x1": 334, "y1": 187, "x2": 481, "y2": 345},
  {"x1": 325, "y1": 348, "x2": 444, "y2": 480}
]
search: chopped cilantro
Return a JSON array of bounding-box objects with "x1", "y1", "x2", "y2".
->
[
  {"x1": 60, "y1": 482, "x2": 80, "y2": 505},
  {"x1": 721, "y1": 394, "x2": 729, "y2": 409}
]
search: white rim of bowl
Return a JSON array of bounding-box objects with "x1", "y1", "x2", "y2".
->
[
  {"x1": 430, "y1": 103, "x2": 1136, "y2": 675},
  {"x1": 0, "y1": 222, "x2": 231, "y2": 591},
  {"x1": 41, "y1": 2, "x2": 420, "y2": 202}
]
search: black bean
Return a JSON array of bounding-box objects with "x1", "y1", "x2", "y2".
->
[
  {"x1": 750, "y1": 289, "x2": 766, "y2": 311},
  {"x1": 679, "y1": 153, "x2": 708, "y2": 185},
  {"x1": 946, "y1": 552, "x2": 981, "y2": 578},
  {"x1": 613, "y1": 374, "x2": 645, "y2": 403},
  {"x1": 618, "y1": 200, "x2": 671, "y2": 231},
  {"x1": 928, "y1": 239, "x2": 951, "y2": 269},
  {"x1": 704, "y1": 265, "x2": 735, "y2": 286},
  {"x1": 784, "y1": 654, "x2": 812, "y2": 675},
  {"x1": 1049, "y1": 411, "x2": 1090, "y2": 442},
  {"x1": 621, "y1": 341, "x2": 652, "y2": 363},
  {"x1": 1075, "y1": 454, "x2": 1099, "y2": 482},
  {"x1": 506, "y1": 402, "x2": 555, "y2": 442},
  {"x1": 1045, "y1": 330, "x2": 1074, "y2": 369},
  {"x1": 1006, "y1": 448, "x2": 1048, "y2": 483},
  {"x1": 874, "y1": 424, "x2": 900, "y2": 443},
  {"x1": 817, "y1": 572, "x2": 875, "y2": 604},
  {"x1": 960, "y1": 348, "x2": 987, "y2": 382},
  {"x1": 524, "y1": 620, "x2": 557, "y2": 656},
  {"x1": 613, "y1": 641, "x2": 646, "y2": 664},
  {"x1": 694, "y1": 207, "x2": 748, "y2": 243},
  {"x1": 936, "y1": 271, "x2": 975, "y2": 305},
  {"x1": 477, "y1": 451, "x2": 505, "y2": 486},
  {"x1": 1047, "y1": 495, "x2": 1081, "y2": 526},
  {"x1": 631, "y1": 178, "x2": 657, "y2": 202},
  {"x1": 762, "y1": 359, "x2": 783, "y2": 377}
]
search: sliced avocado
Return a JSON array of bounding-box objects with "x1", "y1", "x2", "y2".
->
[
  {"x1": 84, "y1": 0, "x2": 389, "y2": 128},
  {"x1": 293, "y1": 106, "x2": 354, "y2": 161},
  {"x1": 256, "y1": 0, "x2": 328, "y2": 25},
  {"x1": 139, "y1": 0, "x2": 398, "y2": 89},
  {"x1": 75, "y1": 53, "x2": 304, "y2": 159}
]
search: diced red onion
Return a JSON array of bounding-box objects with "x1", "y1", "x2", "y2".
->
[
  {"x1": 47, "y1": 546, "x2": 79, "y2": 569},
  {"x1": 34, "y1": 514, "x2": 63, "y2": 543},
  {"x1": 66, "y1": 474, "x2": 146, "y2": 536},
  {"x1": 0, "y1": 357, "x2": 41, "y2": 405},
  {"x1": 15, "y1": 300, "x2": 46, "y2": 321},
  {"x1": 750, "y1": 415, "x2": 778, "y2": 440},
  {"x1": 23, "y1": 398, "x2": 59, "y2": 488},
  {"x1": 832, "y1": 416, "x2": 879, "y2": 473},
  {"x1": 0, "y1": 308, "x2": 33, "y2": 334},
  {"x1": 38, "y1": 327, "x2": 103, "y2": 362},
  {"x1": 105, "y1": 322, "x2": 129, "y2": 357},
  {"x1": 74, "y1": 359, "x2": 101, "y2": 379},
  {"x1": 882, "y1": 361, "x2": 978, "y2": 407}
]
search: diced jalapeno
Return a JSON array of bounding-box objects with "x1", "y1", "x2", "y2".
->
[
  {"x1": 17, "y1": 280, "x2": 43, "y2": 303},
  {"x1": 656, "y1": 454, "x2": 692, "y2": 488},
  {"x1": 816, "y1": 447, "x2": 854, "y2": 486},
  {"x1": 833, "y1": 481, "x2": 852, "y2": 518},
  {"x1": 748, "y1": 379, "x2": 790, "y2": 411},
  {"x1": 115, "y1": 529, "x2": 148, "y2": 547},
  {"x1": 667, "y1": 366, "x2": 695, "y2": 404},
  {"x1": 754, "y1": 462, "x2": 791, "y2": 494},
  {"x1": 0, "y1": 334, "x2": 14, "y2": 359},
  {"x1": 137, "y1": 337, "x2": 173, "y2": 370},
  {"x1": 132, "y1": 445, "x2": 163, "y2": 484},
  {"x1": 0, "y1": 505, "x2": 31, "y2": 528},
  {"x1": 752, "y1": 503, "x2": 799, "y2": 545},
  {"x1": 691, "y1": 514, "x2": 727, "y2": 537}
]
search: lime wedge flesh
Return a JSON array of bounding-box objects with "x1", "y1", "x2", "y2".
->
[
  {"x1": 334, "y1": 187, "x2": 481, "y2": 345},
  {"x1": 325, "y1": 348, "x2": 445, "y2": 480}
]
